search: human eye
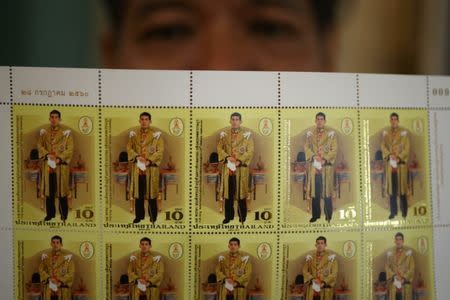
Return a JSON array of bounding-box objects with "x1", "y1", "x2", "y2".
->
[
  {"x1": 137, "y1": 22, "x2": 195, "y2": 43},
  {"x1": 248, "y1": 16, "x2": 302, "y2": 39}
]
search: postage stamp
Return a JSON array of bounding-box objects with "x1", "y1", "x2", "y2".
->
[
  {"x1": 14, "y1": 230, "x2": 99, "y2": 300},
  {"x1": 13, "y1": 105, "x2": 98, "y2": 228},
  {"x1": 105, "y1": 232, "x2": 187, "y2": 300},
  {"x1": 193, "y1": 234, "x2": 276, "y2": 300},
  {"x1": 103, "y1": 108, "x2": 189, "y2": 231},
  {"x1": 281, "y1": 109, "x2": 360, "y2": 229},
  {"x1": 364, "y1": 228, "x2": 434, "y2": 300},
  {"x1": 281, "y1": 231, "x2": 360, "y2": 300},
  {"x1": 360, "y1": 109, "x2": 431, "y2": 226},
  {"x1": 193, "y1": 109, "x2": 277, "y2": 230}
]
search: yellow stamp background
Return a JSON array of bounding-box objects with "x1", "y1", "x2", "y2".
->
[
  {"x1": 281, "y1": 109, "x2": 361, "y2": 228},
  {"x1": 13, "y1": 105, "x2": 99, "y2": 227},
  {"x1": 193, "y1": 108, "x2": 278, "y2": 226},
  {"x1": 103, "y1": 108, "x2": 189, "y2": 227},
  {"x1": 192, "y1": 234, "x2": 276, "y2": 299},
  {"x1": 104, "y1": 232, "x2": 188, "y2": 300},
  {"x1": 364, "y1": 228, "x2": 434, "y2": 300},
  {"x1": 14, "y1": 230, "x2": 99, "y2": 300},
  {"x1": 360, "y1": 109, "x2": 431, "y2": 226},
  {"x1": 281, "y1": 231, "x2": 360, "y2": 300}
]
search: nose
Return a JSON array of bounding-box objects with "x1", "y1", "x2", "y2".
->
[{"x1": 195, "y1": 15, "x2": 258, "y2": 70}]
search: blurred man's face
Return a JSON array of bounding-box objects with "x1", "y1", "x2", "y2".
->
[
  {"x1": 139, "y1": 115, "x2": 151, "y2": 128},
  {"x1": 51, "y1": 239, "x2": 62, "y2": 252},
  {"x1": 230, "y1": 116, "x2": 241, "y2": 129},
  {"x1": 102, "y1": 0, "x2": 337, "y2": 71},
  {"x1": 315, "y1": 239, "x2": 326, "y2": 253},
  {"x1": 228, "y1": 241, "x2": 240, "y2": 253},
  {"x1": 395, "y1": 236, "x2": 404, "y2": 249},
  {"x1": 390, "y1": 116, "x2": 399, "y2": 129},
  {"x1": 49, "y1": 114, "x2": 61, "y2": 127},
  {"x1": 315, "y1": 115, "x2": 325, "y2": 129},
  {"x1": 140, "y1": 241, "x2": 151, "y2": 253}
]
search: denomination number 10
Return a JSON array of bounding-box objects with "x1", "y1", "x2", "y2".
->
[
  {"x1": 339, "y1": 207, "x2": 356, "y2": 220},
  {"x1": 254, "y1": 211, "x2": 272, "y2": 221}
]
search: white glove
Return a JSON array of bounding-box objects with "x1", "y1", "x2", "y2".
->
[
  {"x1": 313, "y1": 159, "x2": 322, "y2": 170},
  {"x1": 389, "y1": 159, "x2": 398, "y2": 169},
  {"x1": 47, "y1": 159, "x2": 57, "y2": 169},
  {"x1": 227, "y1": 160, "x2": 236, "y2": 172},
  {"x1": 49, "y1": 280, "x2": 58, "y2": 292},
  {"x1": 225, "y1": 280, "x2": 234, "y2": 292},
  {"x1": 138, "y1": 281, "x2": 147, "y2": 292},
  {"x1": 312, "y1": 280, "x2": 321, "y2": 292},
  {"x1": 136, "y1": 160, "x2": 146, "y2": 171},
  {"x1": 393, "y1": 277, "x2": 402, "y2": 289}
]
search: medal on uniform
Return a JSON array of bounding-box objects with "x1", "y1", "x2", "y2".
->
[{"x1": 239, "y1": 146, "x2": 246, "y2": 154}]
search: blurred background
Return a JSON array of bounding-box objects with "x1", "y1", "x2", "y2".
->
[{"x1": 1, "y1": 0, "x2": 449, "y2": 74}]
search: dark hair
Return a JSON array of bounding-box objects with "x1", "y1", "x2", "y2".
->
[
  {"x1": 315, "y1": 112, "x2": 326, "y2": 120},
  {"x1": 229, "y1": 237, "x2": 240, "y2": 246},
  {"x1": 140, "y1": 112, "x2": 151, "y2": 120},
  {"x1": 104, "y1": 0, "x2": 340, "y2": 34},
  {"x1": 51, "y1": 235, "x2": 63, "y2": 243},
  {"x1": 230, "y1": 112, "x2": 242, "y2": 120},
  {"x1": 390, "y1": 112, "x2": 399, "y2": 120},
  {"x1": 49, "y1": 110, "x2": 61, "y2": 118},
  {"x1": 140, "y1": 237, "x2": 151, "y2": 245},
  {"x1": 395, "y1": 232, "x2": 404, "y2": 240},
  {"x1": 316, "y1": 236, "x2": 327, "y2": 243}
]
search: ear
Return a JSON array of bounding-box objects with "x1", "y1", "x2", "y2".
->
[{"x1": 100, "y1": 30, "x2": 117, "y2": 68}]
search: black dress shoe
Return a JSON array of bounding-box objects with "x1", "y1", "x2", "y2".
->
[
  {"x1": 239, "y1": 218, "x2": 246, "y2": 223},
  {"x1": 133, "y1": 218, "x2": 141, "y2": 223},
  {"x1": 309, "y1": 218, "x2": 317, "y2": 223},
  {"x1": 388, "y1": 214, "x2": 396, "y2": 219},
  {"x1": 222, "y1": 219, "x2": 230, "y2": 224},
  {"x1": 44, "y1": 216, "x2": 52, "y2": 221}
]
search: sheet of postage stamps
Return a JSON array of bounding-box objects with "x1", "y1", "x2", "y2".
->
[
  {"x1": 103, "y1": 108, "x2": 189, "y2": 231},
  {"x1": 193, "y1": 109, "x2": 277, "y2": 230},
  {"x1": 13, "y1": 105, "x2": 99, "y2": 229},
  {"x1": 192, "y1": 233, "x2": 276, "y2": 300},
  {"x1": 281, "y1": 109, "x2": 360, "y2": 229},
  {"x1": 104, "y1": 232, "x2": 188, "y2": 300},
  {"x1": 281, "y1": 231, "x2": 361, "y2": 300},
  {"x1": 3, "y1": 68, "x2": 447, "y2": 300},
  {"x1": 364, "y1": 228, "x2": 434, "y2": 300},
  {"x1": 360, "y1": 109, "x2": 431, "y2": 226},
  {"x1": 14, "y1": 230, "x2": 99, "y2": 300}
]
